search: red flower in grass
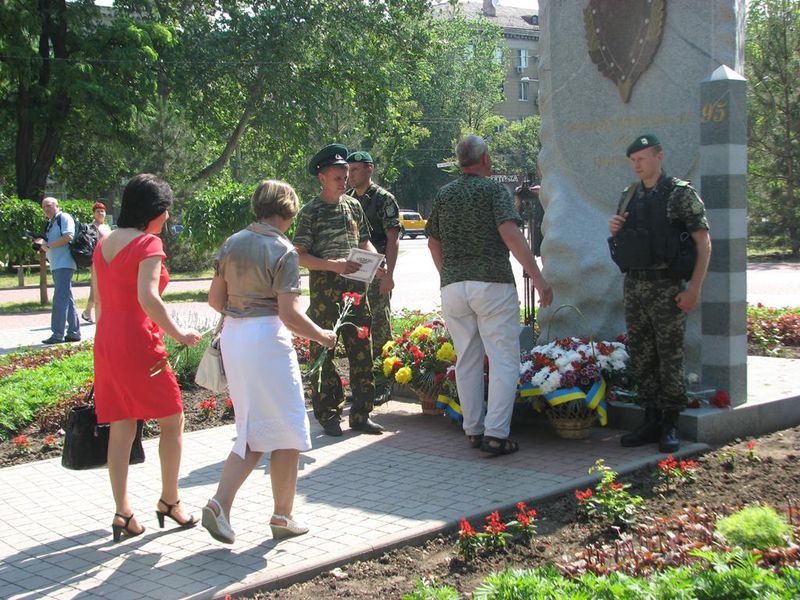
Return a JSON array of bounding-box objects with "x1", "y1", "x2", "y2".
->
[
  {"x1": 746, "y1": 440, "x2": 756, "y2": 450},
  {"x1": 710, "y1": 390, "x2": 730, "y2": 408},
  {"x1": 459, "y1": 518, "x2": 476, "y2": 538},
  {"x1": 225, "y1": 397, "x2": 233, "y2": 409},
  {"x1": 515, "y1": 502, "x2": 537, "y2": 527},
  {"x1": 484, "y1": 511, "x2": 506, "y2": 535},
  {"x1": 575, "y1": 488, "x2": 593, "y2": 502},
  {"x1": 659, "y1": 455, "x2": 678, "y2": 471},
  {"x1": 13, "y1": 435, "x2": 30, "y2": 452},
  {"x1": 356, "y1": 326, "x2": 370, "y2": 339},
  {"x1": 609, "y1": 482, "x2": 624, "y2": 491}
]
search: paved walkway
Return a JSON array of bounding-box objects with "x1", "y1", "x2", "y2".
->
[{"x1": 0, "y1": 398, "x2": 709, "y2": 600}]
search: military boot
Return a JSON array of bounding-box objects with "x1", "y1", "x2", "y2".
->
[
  {"x1": 658, "y1": 409, "x2": 681, "y2": 453},
  {"x1": 620, "y1": 405, "x2": 661, "y2": 447}
]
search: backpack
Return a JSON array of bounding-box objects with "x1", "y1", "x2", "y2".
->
[{"x1": 56, "y1": 214, "x2": 99, "y2": 268}]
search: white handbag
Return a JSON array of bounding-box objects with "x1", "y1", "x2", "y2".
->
[{"x1": 195, "y1": 317, "x2": 227, "y2": 393}]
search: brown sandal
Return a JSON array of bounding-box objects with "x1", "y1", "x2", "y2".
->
[
  {"x1": 467, "y1": 434, "x2": 484, "y2": 449},
  {"x1": 480, "y1": 436, "x2": 520, "y2": 456}
]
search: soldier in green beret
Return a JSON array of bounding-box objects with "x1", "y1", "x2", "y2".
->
[
  {"x1": 346, "y1": 150, "x2": 401, "y2": 405},
  {"x1": 608, "y1": 134, "x2": 712, "y2": 453},
  {"x1": 294, "y1": 144, "x2": 385, "y2": 437}
]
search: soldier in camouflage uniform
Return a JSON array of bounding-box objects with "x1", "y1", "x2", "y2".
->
[
  {"x1": 293, "y1": 144, "x2": 385, "y2": 437},
  {"x1": 426, "y1": 135, "x2": 553, "y2": 456},
  {"x1": 609, "y1": 134, "x2": 712, "y2": 453},
  {"x1": 345, "y1": 150, "x2": 401, "y2": 404}
]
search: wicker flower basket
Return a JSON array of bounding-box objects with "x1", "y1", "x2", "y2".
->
[
  {"x1": 547, "y1": 413, "x2": 596, "y2": 439},
  {"x1": 414, "y1": 387, "x2": 444, "y2": 416}
]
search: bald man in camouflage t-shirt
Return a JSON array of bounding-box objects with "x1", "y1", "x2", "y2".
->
[{"x1": 426, "y1": 135, "x2": 552, "y2": 456}]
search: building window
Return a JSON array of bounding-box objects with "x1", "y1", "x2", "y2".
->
[
  {"x1": 519, "y1": 80, "x2": 529, "y2": 101},
  {"x1": 494, "y1": 47, "x2": 504, "y2": 65},
  {"x1": 516, "y1": 48, "x2": 528, "y2": 71}
]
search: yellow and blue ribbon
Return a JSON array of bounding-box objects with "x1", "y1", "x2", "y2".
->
[{"x1": 435, "y1": 394, "x2": 463, "y2": 421}]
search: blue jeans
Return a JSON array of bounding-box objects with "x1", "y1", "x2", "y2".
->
[{"x1": 51, "y1": 268, "x2": 80, "y2": 340}]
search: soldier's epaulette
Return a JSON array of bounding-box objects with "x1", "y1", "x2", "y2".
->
[{"x1": 672, "y1": 178, "x2": 691, "y2": 188}]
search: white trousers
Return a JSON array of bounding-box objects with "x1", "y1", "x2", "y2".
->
[{"x1": 441, "y1": 281, "x2": 521, "y2": 440}]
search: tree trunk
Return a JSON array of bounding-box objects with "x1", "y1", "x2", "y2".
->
[
  {"x1": 15, "y1": 0, "x2": 71, "y2": 200},
  {"x1": 189, "y1": 70, "x2": 269, "y2": 186}
]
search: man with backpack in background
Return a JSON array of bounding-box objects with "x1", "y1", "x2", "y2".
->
[{"x1": 34, "y1": 197, "x2": 81, "y2": 344}]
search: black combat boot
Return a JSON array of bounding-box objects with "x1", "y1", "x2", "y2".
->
[
  {"x1": 620, "y1": 405, "x2": 661, "y2": 447},
  {"x1": 658, "y1": 409, "x2": 681, "y2": 453}
]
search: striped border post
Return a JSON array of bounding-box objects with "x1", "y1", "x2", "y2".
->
[{"x1": 699, "y1": 65, "x2": 747, "y2": 406}]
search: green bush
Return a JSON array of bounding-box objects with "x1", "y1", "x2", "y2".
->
[
  {"x1": 182, "y1": 180, "x2": 255, "y2": 255},
  {"x1": 470, "y1": 562, "x2": 800, "y2": 600},
  {"x1": 402, "y1": 579, "x2": 460, "y2": 600},
  {"x1": 473, "y1": 567, "x2": 585, "y2": 600},
  {"x1": 0, "y1": 349, "x2": 93, "y2": 437},
  {"x1": 716, "y1": 505, "x2": 793, "y2": 549}
]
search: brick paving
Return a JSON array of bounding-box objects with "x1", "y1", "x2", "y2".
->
[{"x1": 0, "y1": 397, "x2": 707, "y2": 600}]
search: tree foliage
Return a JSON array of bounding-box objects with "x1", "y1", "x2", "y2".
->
[
  {"x1": 392, "y1": 10, "x2": 506, "y2": 213},
  {"x1": 487, "y1": 116, "x2": 542, "y2": 180},
  {"x1": 0, "y1": 0, "x2": 173, "y2": 199},
  {"x1": 746, "y1": 0, "x2": 800, "y2": 256}
]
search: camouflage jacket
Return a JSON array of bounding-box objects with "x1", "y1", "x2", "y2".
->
[
  {"x1": 292, "y1": 194, "x2": 370, "y2": 260},
  {"x1": 345, "y1": 183, "x2": 400, "y2": 255}
]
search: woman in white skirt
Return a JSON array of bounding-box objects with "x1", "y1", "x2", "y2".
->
[{"x1": 203, "y1": 180, "x2": 336, "y2": 544}]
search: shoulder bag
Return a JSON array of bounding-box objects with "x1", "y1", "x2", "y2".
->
[{"x1": 195, "y1": 316, "x2": 227, "y2": 393}]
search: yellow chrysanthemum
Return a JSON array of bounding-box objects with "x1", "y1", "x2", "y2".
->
[
  {"x1": 382, "y1": 340, "x2": 396, "y2": 357},
  {"x1": 410, "y1": 326, "x2": 432, "y2": 340},
  {"x1": 383, "y1": 356, "x2": 396, "y2": 377},
  {"x1": 395, "y1": 366, "x2": 413, "y2": 384},
  {"x1": 436, "y1": 342, "x2": 456, "y2": 363}
]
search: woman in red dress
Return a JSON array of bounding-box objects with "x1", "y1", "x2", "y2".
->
[{"x1": 92, "y1": 174, "x2": 202, "y2": 542}]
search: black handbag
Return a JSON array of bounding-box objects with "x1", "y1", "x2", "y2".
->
[{"x1": 62, "y1": 387, "x2": 145, "y2": 470}]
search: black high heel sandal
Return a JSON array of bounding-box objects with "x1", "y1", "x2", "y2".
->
[
  {"x1": 112, "y1": 512, "x2": 145, "y2": 543},
  {"x1": 156, "y1": 499, "x2": 198, "y2": 529}
]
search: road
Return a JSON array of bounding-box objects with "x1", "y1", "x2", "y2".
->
[{"x1": 1, "y1": 239, "x2": 798, "y2": 353}]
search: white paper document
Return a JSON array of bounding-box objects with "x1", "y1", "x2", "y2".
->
[{"x1": 340, "y1": 248, "x2": 384, "y2": 284}]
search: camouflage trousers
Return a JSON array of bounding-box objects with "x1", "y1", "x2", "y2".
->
[
  {"x1": 308, "y1": 271, "x2": 375, "y2": 424},
  {"x1": 367, "y1": 278, "x2": 394, "y2": 392},
  {"x1": 623, "y1": 276, "x2": 688, "y2": 411}
]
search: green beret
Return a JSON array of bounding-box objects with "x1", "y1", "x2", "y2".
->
[
  {"x1": 308, "y1": 143, "x2": 349, "y2": 176},
  {"x1": 626, "y1": 133, "x2": 661, "y2": 157},
  {"x1": 346, "y1": 151, "x2": 374, "y2": 164}
]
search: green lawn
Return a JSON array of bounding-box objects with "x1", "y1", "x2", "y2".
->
[
  {"x1": 0, "y1": 287, "x2": 308, "y2": 315},
  {"x1": 0, "y1": 267, "x2": 215, "y2": 289}
]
